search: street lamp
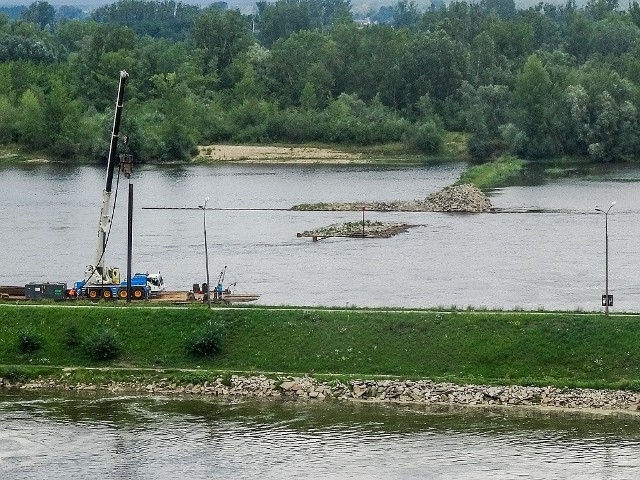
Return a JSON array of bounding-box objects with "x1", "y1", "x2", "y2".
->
[
  {"x1": 595, "y1": 201, "x2": 616, "y2": 315},
  {"x1": 199, "y1": 197, "x2": 211, "y2": 309}
]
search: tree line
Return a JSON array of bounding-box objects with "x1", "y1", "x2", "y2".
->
[{"x1": 0, "y1": 0, "x2": 639, "y2": 163}]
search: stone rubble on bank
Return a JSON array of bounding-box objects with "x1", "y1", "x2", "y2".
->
[{"x1": 3, "y1": 375, "x2": 639, "y2": 413}]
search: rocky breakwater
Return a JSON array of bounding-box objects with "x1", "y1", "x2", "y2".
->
[
  {"x1": 291, "y1": 184, "x2": 492, "y2": 213},
  {"x1": 4, "y1": 375, "x2": 640, "y2": 413},
  {"x1": 295, "y1": 184, "x2": 492, "y2": 239},
  {"x1": 421, "y1": 183, "x2": 492, "y2": 213},
  {"x1": 298, "y1": 220, "x2": 412, "y2": 239}
]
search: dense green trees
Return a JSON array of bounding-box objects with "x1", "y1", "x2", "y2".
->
[
  {"x1": 21, "y1": 1, "x2": 54, "y2": 29},
  {"x1": 1, "y1": 0, "x2": 640, "y2": 163},
  {"x1": 91, "y1": 0, "x2": 201, "y2": 40}
]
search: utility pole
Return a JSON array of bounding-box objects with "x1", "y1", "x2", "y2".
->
[
  {"x1": 200, "y1": 197, "x2": 211, "y2": 309},
  {"x1": 595, "y1": 201, "x2": 616, "y2": 315}
]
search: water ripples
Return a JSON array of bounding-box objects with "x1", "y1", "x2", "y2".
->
[{"x1": 3, "y1": 394, "x2": 640, "y2": 479}]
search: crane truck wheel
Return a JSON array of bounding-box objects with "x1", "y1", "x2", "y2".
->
[
  {"x1": 103, "y1": 289, "x2": 112, "y2": 299},
  {"x1": 118, "y1": 289, "x2": 128, "y2": 299},
  {"x1": 132, "y1": 288, "x2": 144, "y2": 299},
  {"x1": 88, "y1": 289, "x2": 98, "y2": 299}
]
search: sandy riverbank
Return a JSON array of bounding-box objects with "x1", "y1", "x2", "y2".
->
[{"x1": 197, "y1": 144, "x2": 365, "y2": 163}]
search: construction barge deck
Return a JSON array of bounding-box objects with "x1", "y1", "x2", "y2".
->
[{"x1": 0, "y1": 286, "x2": 259, "y2": 304}]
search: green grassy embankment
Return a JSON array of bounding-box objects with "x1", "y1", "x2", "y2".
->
[
  {"x1": 457, "y1": 155, "x2": 527, "y2": 189},
  {"x1": 1, "y1": 304, "x2": 640, "y2": 390}
]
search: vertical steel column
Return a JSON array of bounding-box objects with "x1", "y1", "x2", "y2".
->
[{"x1": 127, "y1": 181, "x2": 133, "y2": 303}]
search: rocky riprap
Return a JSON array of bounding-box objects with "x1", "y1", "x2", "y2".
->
[
  {"x1": 298, "y1": 220, "x2": 412, "y2": 239},
  {"x1": 4, "y1": 375, "x2": 640, "y2": 413},
  {"x1": 422, "y1": 183, "x2": 492, "y2": 212},
  {"x1": 291, "y1": 184, "x2": 492, "y2": 213}
]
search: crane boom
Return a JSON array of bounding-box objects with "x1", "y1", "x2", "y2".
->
[
  {"x1": 92, "y1": 70, "x2": 129, "y2": 282},
  {"x1": 70, "y1": 70, "x2": 167, "y2": 300}
]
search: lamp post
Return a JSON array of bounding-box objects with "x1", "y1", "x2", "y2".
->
[
  {"x1": 199, "y1": 197, "x2": 211, "y2": 309},
  {"x1": 595, "y1": 201, "x2": 616, "y2": 315}
]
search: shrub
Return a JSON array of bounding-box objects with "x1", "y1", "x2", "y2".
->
[
  {"x1": 18, "y1": 332, "x2": 41, "y2": 354},
  {"x1": 64, "y1": 324, "x2": 81, "y2": 348},
  {"x1": 2, "y1": 366, "x2": 28, "y2": 383},
  {"x1": 406, "y1": 120, "x2": 444, "y2": 154},
  {"x1": 83, "y1": 330, "x2": 121, "y2": 361},
  {"x1": 186, "y1": 323, "x2": 223, "y2": 358},
  {"x1": 180, "y1": 371, "x2": 214, "y2": 385},
  {"x1": 219, "y1": 371, "x2": 233, "y2": 386}
]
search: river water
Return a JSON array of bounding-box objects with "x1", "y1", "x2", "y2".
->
[
  {"x1": 1, "y1": 391, "x2": 640, "y2": 480},
  {"x1": 4, "y1": 161, "x2": 640, "y2": 476},
  {"x1": 2, "y1": 161, "x2": 640, "y2": 311}
]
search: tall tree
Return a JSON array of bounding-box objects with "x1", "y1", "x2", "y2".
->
[
  {"x1": 513, "y1": 54, "x2": 557, "y2": 157},
  {"x1": 191, "y1": 8, "x2": 251, "y2": 76},
  {"x1": 395, "y1": 30, "x2": 469, "y2": 119},
  {"x1": 257, "y1": 0, "x2": 311, "y2": 47},
  {"x1": 480, "y1": 0, "x2": 516, "y2": 19},
  {"x1": 21, "y1": 1, "x2": 55, "y2": 29},
  {"x1": 394, "y1": 0, "x2": 419, "y2": 28},
  {"x1": 15, "y1": 89, "x2": 48, "y2": 149},
  {"x1": 265, "y1": 30, "x2": 338, "y2": 107}
]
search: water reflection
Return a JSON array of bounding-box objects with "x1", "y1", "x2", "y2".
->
[
  {"x1": 3, "y1": 391, "x2": 640, "y2": 437},
  {"x1": 1, "y1": 392, "x2": 640, "y2": 479}
]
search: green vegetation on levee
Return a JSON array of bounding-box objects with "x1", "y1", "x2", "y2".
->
[
  {"x1": 0, "y1": 0, "x2": 639, "y2": 168},
  {"x1": 2, "y1": 304, "x2": 640, "y2": 391},
  {"x1": 457, "y1": 155, "x2": 527, "y2": 189}
]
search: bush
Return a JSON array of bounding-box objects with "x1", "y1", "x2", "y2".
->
[
  {"x1": 64, "y1": 324, "x2": 81, "y2": 348},
  {"x1": 2, "y1": 366, "x2": 28, "y2": 383},
  {"x1": 179, "y1": 370, "x2": 215, "y2": 384},
  {"x1": 83, "y1": 330, "x2": 121, "y2": 361},
  {"x1": 18, "y1": 332, "x2": 41, "y2": 354},
  {"x1": 186, "y1": 323, "x2": 223, "y2": 358},
  {"x1": 406, "y1": 120, "x2": 444, "y2": 154}
]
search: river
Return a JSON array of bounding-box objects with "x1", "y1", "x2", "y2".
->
[
  {"x1": 1, "y1": 391, "x2": 640, "y2": 480},
  {"x1": 1, "y1": 161, "x2": 640, "y2": 311},
  {"x1": 3, "y1": 161, "x2": 640, "y2": 477}
]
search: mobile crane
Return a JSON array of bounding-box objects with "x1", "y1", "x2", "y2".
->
[{"x1": 71, "y1": 71, "x2": 165, "y2": 300}]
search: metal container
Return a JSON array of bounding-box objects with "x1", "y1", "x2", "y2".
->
[{"x1": 25, "y1": 282, "x2": 67, "y2": 300}]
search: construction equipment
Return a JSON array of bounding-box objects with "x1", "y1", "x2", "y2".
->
[{"x1": 71, "y1": 71, "x2": 165, "y2": 300}]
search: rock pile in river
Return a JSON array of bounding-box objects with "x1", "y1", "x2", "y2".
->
[
  {"x1": 298, "y1": 221, "x2": 412, "y2": 239},
  {"x1": 422, "y1": 184, "x2": 492, "y2": 213},
  {"x1": 291, "y1": 184, "x2": 492, "y2": 213}
]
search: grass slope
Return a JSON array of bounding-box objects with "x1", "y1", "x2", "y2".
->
[
  {"x1": 1, "y1": 305, "x2": 639, "y2": 390},
  {"x1": 457, "y1": 155, "x2": 526, "y2": 189}
]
